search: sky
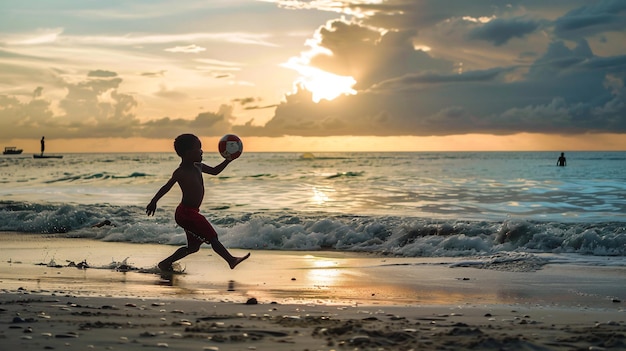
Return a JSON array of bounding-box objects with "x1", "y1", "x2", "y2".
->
[{"x1": 1, "y1": 0, "x2": 626, "y2": 153}]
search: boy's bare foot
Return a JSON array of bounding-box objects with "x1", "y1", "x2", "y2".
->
[
  {"x1": 158, "y1": 261, "x2": 174, "y2": 272},
  {"x1": 229, "y1": 253, "x2": 250, "y2": 269}
]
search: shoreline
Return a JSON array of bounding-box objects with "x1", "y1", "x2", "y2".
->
[
  {"x1": 1, "y1": 232, "x2": 624, "y2": 307},
  {"x1": 1, "y1": 232, "x2": 625, "y2": 349}
]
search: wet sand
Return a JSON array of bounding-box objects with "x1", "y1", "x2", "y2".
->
[{"x1": 1, "y1": 232, "x2": 625, "y2": 350}]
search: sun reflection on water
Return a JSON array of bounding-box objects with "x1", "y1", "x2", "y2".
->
[{"x1": 311, "y1": 187, "x2": 330, "y2": 205}]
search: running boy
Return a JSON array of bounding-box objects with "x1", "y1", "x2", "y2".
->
[{"x1": 146, "y1": 133, "x2": 250, "y2": 272}]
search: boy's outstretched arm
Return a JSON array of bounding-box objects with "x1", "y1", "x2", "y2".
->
[
  {"x1": 198, "y1": 158, "x2": 232, "y2": 175},
  {"x1": 146, "y1": 176, "x2": 177, "y2": 216}
]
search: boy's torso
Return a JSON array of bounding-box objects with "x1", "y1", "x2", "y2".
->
[{"x1": 176, "y1": 164, "x2": 205, "y2": 208}]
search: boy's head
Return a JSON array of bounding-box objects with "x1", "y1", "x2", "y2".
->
[{"x1": 174, "y1": 134, "x2": 201, "y2": 157}]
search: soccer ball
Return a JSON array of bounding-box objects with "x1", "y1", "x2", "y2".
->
[{"x1": 218, "y1": 134, "x2": 243, "y2": 160}]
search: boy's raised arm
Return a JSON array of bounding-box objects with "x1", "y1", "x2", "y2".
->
[
  {"x1": 146, "y1": 176, "x2": 177, "y2": 216},
  {"x1": 198, "y1": 158, "x2": 231, "y2": 175}
]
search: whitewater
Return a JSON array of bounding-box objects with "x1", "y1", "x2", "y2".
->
[{"x1": 1, "y1": 151, "x2": 625, "y2": 263}]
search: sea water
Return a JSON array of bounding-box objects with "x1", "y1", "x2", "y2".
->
[{"x1": 1, "y1": 151, "x2": 625, "y2": 265}]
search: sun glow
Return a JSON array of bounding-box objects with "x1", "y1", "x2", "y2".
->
[
  {"x1": 283, "y1": 58, "x2": 357, "y2": 102},
  {"x1": 299, "y1": 68, "x2": 356, "y2": 102}
]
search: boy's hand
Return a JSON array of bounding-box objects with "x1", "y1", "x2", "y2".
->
[{"x1": 146, "y1": 201, "x2": 157, "y2": 216}]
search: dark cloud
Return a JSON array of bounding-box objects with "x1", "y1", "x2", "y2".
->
[
  {"x1": 141, "y1": 70, "x2": 166, "y2": 77},
  {"x1": 232, "y1": 97, "x2": 278, "y2": 110},
  {"x1": 372, "y1": 67, "x2": 511, "y2": 91},
  {"x1": 554, "y1": 0, "x2": 626, "y2": 39},
  {"x1": 582, "y1": 55, "x2": 626, "y2": 72},
  {"x1": 33, "y1": 86, "x2": 43, "y2": 98},
  {"x1": 468, "y1": 17, "x2": 542, "y2": 46},
  {"x1": 87, "y1": 70, "x2": 118, "y2": 78},
  {"x1": 242, "y1": 0, "x2": 625, "y2": 137},
  {"x1": 243, "y1": 104, "x2": 277, "y2": 110},
  {"x1": 526, "y1": 40, "x2": 592, "y2": 79},
  {"x1": 355, "y1": 0, "x2": 502, "y2": 31},
  {"x1": 142, "y1": 106, "x2": 234, "y2": 139},
  {"x1": 248, "y1": 13, "x2": 623, "y2": 137},
  {"x1": 232, "y1": 97, "x2": 257, "y2": 106}
]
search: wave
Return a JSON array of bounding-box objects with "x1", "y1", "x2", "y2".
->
[
  {"x1": 246, "y1": 173, "x2": 275, "y2": 179},
  {"x1": 298, "y1": 152, "x2": 351, "y2": 160},
  {"x1": 1, "y1": 201, "x2": 624, "y2": 259},
  {"x1": 44, "y1": 172, "x2": 150, "y2": 183},
  {"x1": 326, "y1": 171, "x2": 364, "y2": 179}
]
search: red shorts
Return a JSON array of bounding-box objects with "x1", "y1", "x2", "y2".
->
[{"x1": 175, "y1": 204, "x2": 218, "y2": 246}]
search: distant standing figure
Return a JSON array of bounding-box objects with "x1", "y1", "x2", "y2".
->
[
  {"x1": 557, "y1": 152, "x2": 566, "y2": 167},
  {"x1": 40, "y1": 136, "x2": 45, "y2": 156}
]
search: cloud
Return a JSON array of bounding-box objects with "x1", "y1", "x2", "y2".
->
[
  {"x1": 1, "y1": 73, "x2": 138, "y2": 139},
  {"x1": 250, "y1": 1, "x2": 626, "y2": 137},
  {"x1": 154, "y1": 85, "x2": 188, "y2": 100},
  {"x1": 303, "y1": 18, "x2": 454, "y2": 90},
  {"x1": 33, "y1": 87, "x2": 43, "y2": 98},
  {"x1": 554, "y1": 0, "x2": 626, "y2": 39},
  {"x1": 87, "y1": 70, "x2": 118, "y2": 78},
  {"x1": 141, "y1": 106, "x2": 235, "y2": 139},
  {"x1": 6, "y1": 28, "x2": 64, "y2": 45},
  {"x1": 165, "y1": 45, "x2": 206, "y2": 53},
  {"x1": 0, "y1": 72, "x2": 238, "y2": 140},
  {"x1": 371, "y1": 67, "x2": 512, "y2": 91},
  {"x1": 264, "y1": 0, "x2": 386, "y2": 18},
  {"x1": 1, "y1": 28, "x2": 279, "y2": 49},
  {"x1": 232, "y1": 97, "x2": 258, "y2": 106},
  {"x1": 243, "y1": 104, "x2": 277, "y2": 111},
  {"x1": 1, "y1": 0, "x2": 625, "y2": 143},
  {"x1": 468, "y1": 17, "x2": 542, "y2": 46},
  {"x1": 141, "y1": 70, "x2": 167, "y2": 77},
  {"x1": 74, "y1": 32, "x2": 279, "y2": 47},
  {"x1": 0, "y1": 94, "x2": 54, "y2": 138}
]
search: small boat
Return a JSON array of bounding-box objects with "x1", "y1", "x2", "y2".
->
[
  {"x1": 33, "y1": 154, "x2": 63, "y2": 159},
  {"x1": 3, "y1": 146, "x2": 23, "y2": 155}
]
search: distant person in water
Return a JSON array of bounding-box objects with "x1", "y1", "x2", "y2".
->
[
  {"x1": 146, "y1": 133, "x2": 249, "y2": 272},
  {"x1": 556, "y1": 152, "x2": 567, "y2": 167},
  {"x1": 40, "y1": 136, "x2": 45, "y2": 156}
]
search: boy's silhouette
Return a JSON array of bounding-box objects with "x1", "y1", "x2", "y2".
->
[{"x1": 146, "y1": 134, "x2": 249, "y2": 272}]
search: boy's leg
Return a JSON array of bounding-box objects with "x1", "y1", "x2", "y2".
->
[
  {"x1": 208, "y1": 237, "x2": 250, "y2": 269},
  {"x1": 177, "y1": 209, "x2": 250, "y2": 269},
  {"x1": 158, "y1": 231, "x2": 203, "y2": 271},
  {"x1": 158, "y1": 247, "x2": 189, "y2": 271}
]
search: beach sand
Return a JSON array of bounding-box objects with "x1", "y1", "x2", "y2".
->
[{"x1": 1, "y1": 232, "x2": 625, "y2": 350}]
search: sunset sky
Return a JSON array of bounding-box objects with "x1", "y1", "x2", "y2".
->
[{"x1": 1, "y1": 0, "x2": 626, "y2": 153}]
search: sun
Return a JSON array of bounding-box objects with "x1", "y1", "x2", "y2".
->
[
  {"x1": 283, "y1": 58, "x2": 357, "y2": 103},
  {"x1": 298, "y1": 67, "x2": 357, "y2": 102}
]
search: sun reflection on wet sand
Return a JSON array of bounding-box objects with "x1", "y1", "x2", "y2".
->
[{"x1": 305, "y1": 255, "x2": 340, "y2": 287}]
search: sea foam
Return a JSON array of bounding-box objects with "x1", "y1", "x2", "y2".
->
[{"x1": 2, "y1": 201, "x2": 624, "y2": 260}]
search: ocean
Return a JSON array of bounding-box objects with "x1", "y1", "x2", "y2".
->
[{"x1": 1, "y1": 151, "x2": 625, "y2": 266}]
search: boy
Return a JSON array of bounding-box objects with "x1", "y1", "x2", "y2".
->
[{"x1": 146, "y1": 133, "x2": 250, "y2": 272}]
